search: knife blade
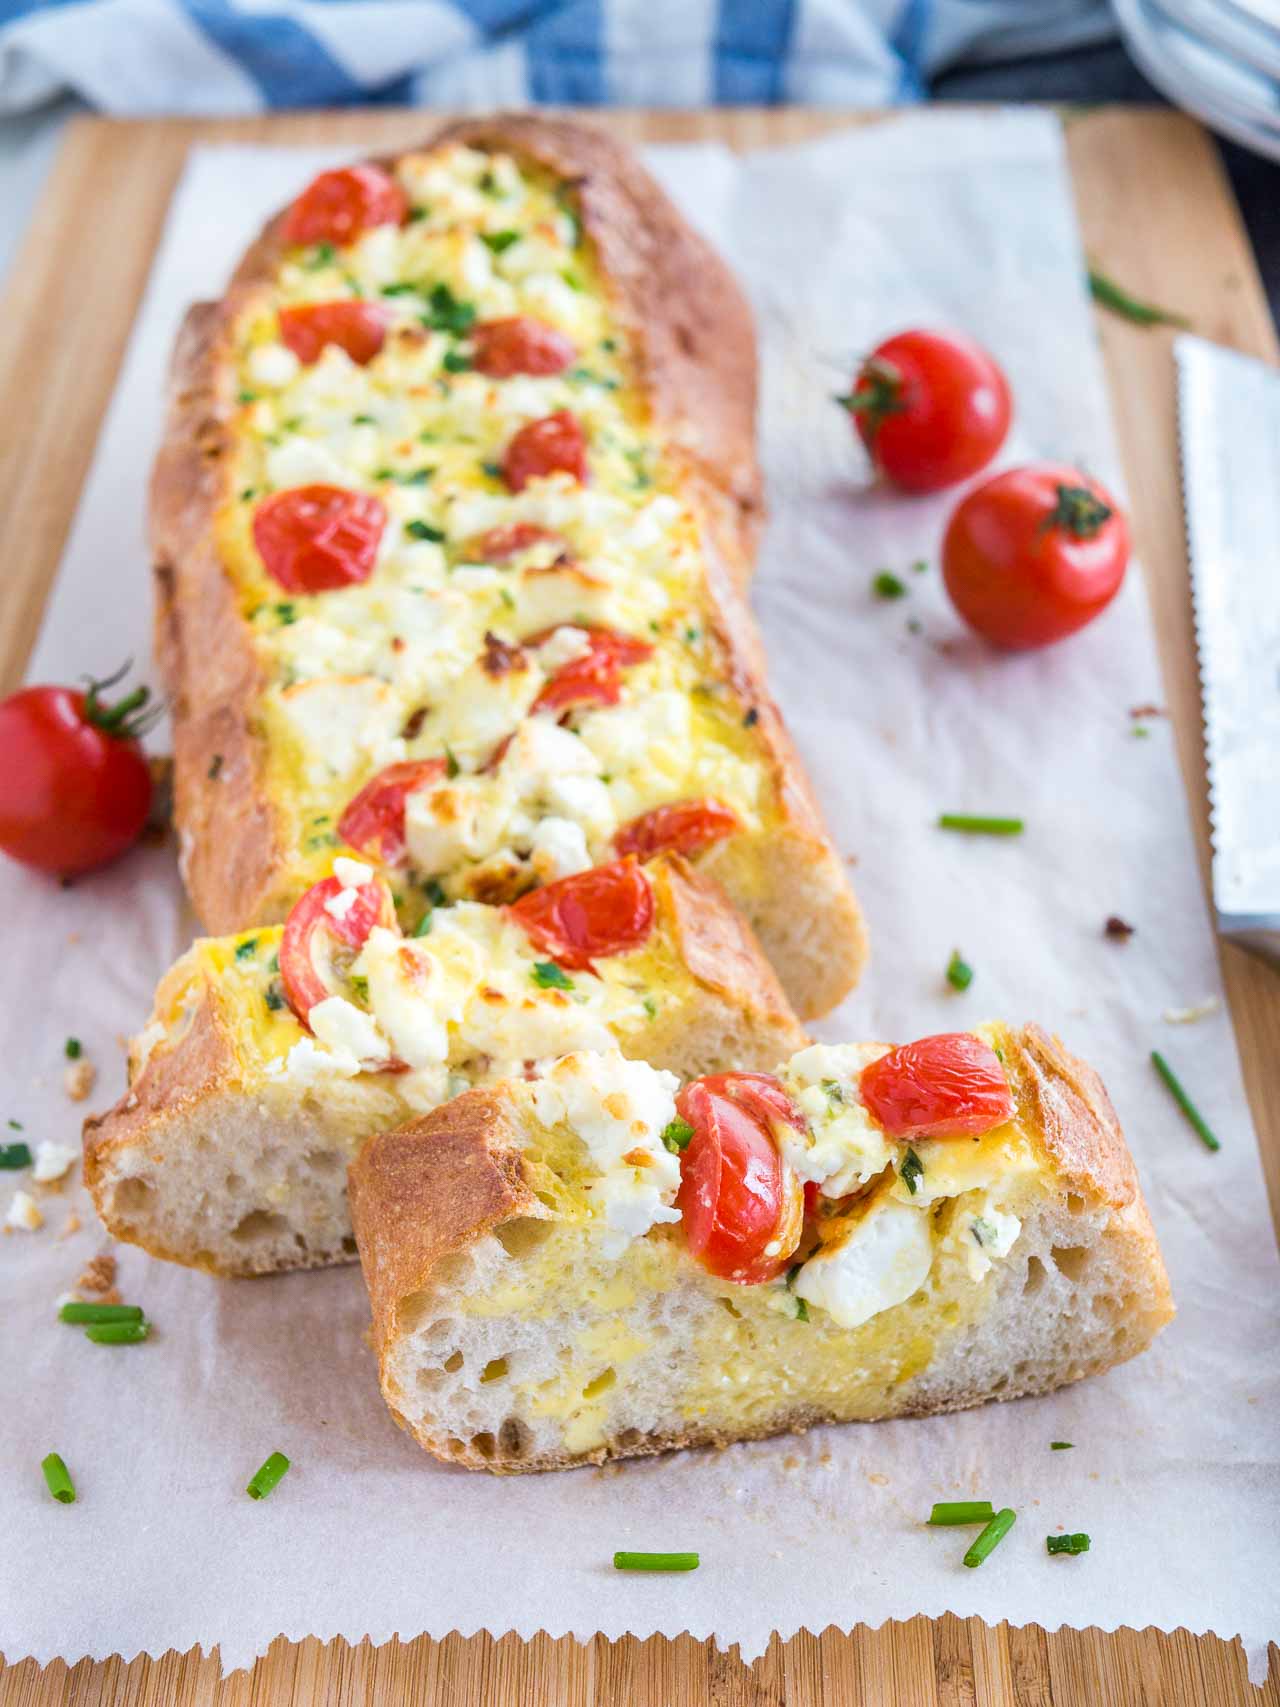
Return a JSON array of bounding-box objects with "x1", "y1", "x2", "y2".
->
[{"x1": 1175, "y1": 333, "x2": 1280, "y2": 968}]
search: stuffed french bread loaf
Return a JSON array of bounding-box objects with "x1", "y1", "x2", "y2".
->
[{"x1": 151, "y1": 115, "x2": 865, "y2": 1020}]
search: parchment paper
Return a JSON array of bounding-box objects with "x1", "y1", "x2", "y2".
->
[{"x1": 3, "y1": 111, "x2": 1278, "y2": 1680}]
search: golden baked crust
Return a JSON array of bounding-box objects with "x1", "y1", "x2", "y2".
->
[
  {"x1": 149, "y1": 114, "x2": 866, "y2": 1020},
  {"x1": 349, "y1": 1022, "x2": 1174, "y2": 1473}
]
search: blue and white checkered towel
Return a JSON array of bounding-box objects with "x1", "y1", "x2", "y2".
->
[{"x1": 0, "y1": 0, "x2": 1117, "y2": 115}]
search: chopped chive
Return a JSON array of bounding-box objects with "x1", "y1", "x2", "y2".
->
[
  {"x1": 481, "y1": 230, "x2": 520, "y2": 254},
  {"x1": 405, "y1": 520, "x2": 445, "y2": 542},
  {"x1": 963, "y1": 1507, "x2": 1016, "y2": 1567},
  {"x1": 1047, "y1": 1532, "x2": 1091, "y2": 1555},
  {"x1": 424, "y1": 878, "x2": 447, "y2": 908},
  {"x1": 442, "y1": 350, "x2": 472, "y2": 374},
  {"x1": 873, "y1": 571, "x2": 907, "y2": 600},
  {"x1": 1087, "y1": 268, "x2": 1187, "y2": 329},
  {"x1": 0, "y1": 1142, "x2": 32, "y2": 1169},
  {"x1": 928, "y1": 1500, "x2": 995, "y2": 1527},
  {"x1": 531, "y1": 961, "x2": 573, "y2": 991},
  {"x1": 264, "y1": 985, "x2": 286, "y2": 1012},
  {"x1": 246, "y1": 1451, "x2": 291, "y2": 1501},
  {"x1": 480, "y1": 461, "x2": 503, "y2": 481},
  {"x1": 793, "y1": 1296, "x2": 810, "y2": 1322},
  {"x1": 938, "y1": 814, "x2": 1024, "y2": 836},
  {"x1": 41, "y1": 1453, "x2": 76, "y2": 1504},
  {"x1": 8, "y1": 1117, "x2": 23, "y2": 1129},
  {"x1": 412, "y1": 911, "x2": 433, "y2": 937},
  {"x1": 661, "y1": 1118, "x2": 694, "y2": 1155},
  {"x1": 444, "y1": 746, "x2": 460, "y2": 780},
  {"x1": 85, "y1": 1321, "x2": 150, "y2": 1345},
  {"x1": 64, "y1": 1037, "x2": 82, "y2": 1059},
  {"x1": 1151, "y1": 1050, "x2": 1220, "y2": 1151},
  {"x1": 912, "y1": 559, "x2": 929, "y2": 574},
  {"x1": 946, "y1": 950, "x2": 973, "y2": 992},
  {"x1": 59, "y1": 1302, "x2": 144, "y2": 1325},
  {"x1": 1051, "y1": 1441, "x2": 1074, "y2": 1451},
  {"x1": 900, "y1": 1148, "x2": 924, "y2": 1196},
  {"x1": 235, "y1": 937, "x2": 259, "y2": 960},
  {"x1": 613, "y1": 1551, "x2": 699, "y2": 1572}
]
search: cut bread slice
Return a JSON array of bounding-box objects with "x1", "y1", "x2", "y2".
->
[
  {"x1": 84, "y1": 852, "x2": 805, "y2": 1276},
  {"x1": 348, "y1": 1024, "x2": 1174, "y2": 1473}
]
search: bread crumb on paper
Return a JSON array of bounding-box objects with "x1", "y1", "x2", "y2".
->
[
  {"x1": 78, "y1": 1253, "x2": 117, "y2": 1294},
  {"x1": 60, "y1": 1212, "x2": 82, "y2": 1239},
  {"x1": 64, "y1": 1059, "x2": 96, "y2": 1102},
  {"x1": 1163, "y1": 996, "x2": 1220, "y2": 1025}
]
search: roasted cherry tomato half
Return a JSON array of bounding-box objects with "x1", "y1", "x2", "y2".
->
[
  {"x1": 507, "y1": 857, "x2": 654, "y2": 973},
  {"x1": 839, "y1": 329, "x2": 1011, "y2": 494},
  {"x1": 470, "y1": 317, "x2": 576, "y2": 379},
  {"x1": 941, "y1": 463, "x2": 1129, "y2": 650},
  {"x1": 253, "y1": 485, "x2": 386, "y2": 594},
  {"x1": 278, "y1": 301, "x2": 390, "y2": 367},
  {"x1": 531, "y1": 626, "x2": 654, "y2": 715},
  {"x1": 859, "y1": 1032, "x2": 1014, "y2": 1140},
  {"x1": 0, "y1": 667, "x2": 155, "y2": 877},
  {"x1": 503, "y1": 409, "x2": 588, "y2": 493},
  {"x1": 279, "y1": 871, "x2": 397, "y2": 1026},
  {"x1": 614, "y1": 798, "x2": 740, "y2": 862},
  {"x1": 281, "y1": 165, "x2": 407, "y2": 249},
  {"x1": 469, "y1": 522, "x2": 567, "y2": 563},
  {"x1": 675, "y1": 1072, "x2": 805, "y2": 1285},
  {"x1": 337, "y1": 759, "x2": 448, "y2": 866}
]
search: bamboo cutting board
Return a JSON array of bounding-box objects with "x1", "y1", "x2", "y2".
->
[{"x1": 0, "y1": 106, "x2": 1277, "y2": 1707}]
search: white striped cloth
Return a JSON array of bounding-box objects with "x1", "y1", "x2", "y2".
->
[{"x1": 0, "y1": 0, "x2": 1119, "y2": 115}]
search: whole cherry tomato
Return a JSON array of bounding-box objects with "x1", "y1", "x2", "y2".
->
[
  {"x1": 530, "y1": 626, "x2": 653, "y2": 714},
  {"x1": 337, "y1": 759, "x2": 448, "y2": 866},
  {"x1": 941, "y1": 463, "x2": 1129, "y2": 650},
  {"x1": 839, "y1": 329, "x2": 1011, "y2": 493},
  {"x1": 279, "y1": 871, "x2": 397, "y2": 1025},
  {"x1": 507, "y1": 858, "x2": 654, "y2": 972},
  {"x1": 503, "y1": 410, "x2": 588, "y2": 492},
  {"x1": 281, "y1": 166, "x2": 407, "y2": 249},
  {"x1": 253, "y1": 486, "x2": 386, "y2": 593},
  {"x1": 278, "y1": 301, "x2": 390, "y2": 367},
  {"x1": 470, "y1": 317, "x2": 576, "y2": 378},
  {"x1": 675, "y1": 1072, "x2": 805, "y2": 1284},
  {"x1": 0, "y1": 666, "x2": 155, "y2": 877},
  {"x1": 859, "y1": 1033, "x2": 1014, "y2": 1140},
  {"x1": 614, "y1": 798, "x2": 740, "y2": 861}
]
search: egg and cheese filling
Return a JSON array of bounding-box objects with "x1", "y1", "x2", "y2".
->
[
  {"x1": 483, "y1": 1034, "x2": 1035, "y2": 1332},
  {"x1": 134, "y1": 880, "x2": 684, "y2": 1119},
  {"x1": 221, "y1": 142, "x2": 775, "y2": 909}
]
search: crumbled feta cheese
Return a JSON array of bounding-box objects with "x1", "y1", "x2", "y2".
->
[
  {"x1": 265, "y1": 436, "x2": 353, "y2": 491},
  {"x1": 527, "y1": 815, "x2": 591, "y2": 882},
  {"x1": 33, "y1": 1142, "x2": 78, "y2": 1184},
  {"x1": 793, "y1": 1192, "x2": 933, "y2": 1329},
  {"x1": 955, "y1": 1198, "x2": 1022, "y2": 1282},
  {"x1": 6, "y1": 1190, "x2": 44, "y2": 1232},
  {"x1": 777, "y1": 1042, "x2": 893, "y2": 1197},
  {"x1": 247, "y1": 342, "x2": 301, "y2": 389},
  {"x1": 535, "y1": 624, "x2": 593, "y2": 673},
  {"x1": 332, "y1": 857, "x2": 374, "y2": 890},
  {"x1": 529, "y1": 1052, "x2": 682, "y2": 1256},
  {"x1": 64, "y1": 1059, "x2": 96, "y2": 1102},
  {"x1": 354, "y1": 927, "x2": 451, "y2": 1069},
  {"x1": 308, "y1": 997, "x2": 391, "y2": 1071}
]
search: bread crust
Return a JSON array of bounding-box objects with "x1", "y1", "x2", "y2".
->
[
  {"x1": 150, "y1": 114, "x2": 866, "y2": 1019},
  {"x1": 349, "y1": 1023, "x2": 1174, "y2": 1473}
]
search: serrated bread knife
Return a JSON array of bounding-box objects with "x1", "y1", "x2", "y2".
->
[{"x1": 1175, "y1": 333, "x2": 1280, "y2": 968}]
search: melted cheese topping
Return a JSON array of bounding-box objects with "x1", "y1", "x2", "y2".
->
[{"x1": 222, "y1": 142, "x2": 777, "y2": 909}]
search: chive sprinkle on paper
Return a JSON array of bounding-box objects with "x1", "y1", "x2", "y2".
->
[
  {"x1": 85, "y1": 1321, "x2": 150, "y2": 1345},
  {"x1": 59, "y1": 1302, "x2": 144, "y2": 1325},
  {"x1": 946, "y1": 950, "x2": 974, "y2": 992},
  {"x1": 1051, "y1": 1441, "x2": 1074, "y2": 1451},
  {"x1": 1151, "y1": 1050, "x2": 1221, "y2": 1152},
  {"x1": 613, "y1": 1551, "x2": 700, "y2": 1572},
  {"x1": 938, "y1": 814, "x2": 1024, "y2": 836},
  {"x1": 42, "y1": 1453, "x2": 76, "y2": 1504},
  {"x1": 247, "y1": 1452, "x2": 292, "y2": 1501},
  {"x1": 1047, "y1": 1533, "x2": 1091, "y2": 1556},
  {"x1": 963, "y1": 1508, "x2": 1016, "y2": 1568},
  {"x1": 928, "y1": 1501, "x2": 995, "y2": 1526}
]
